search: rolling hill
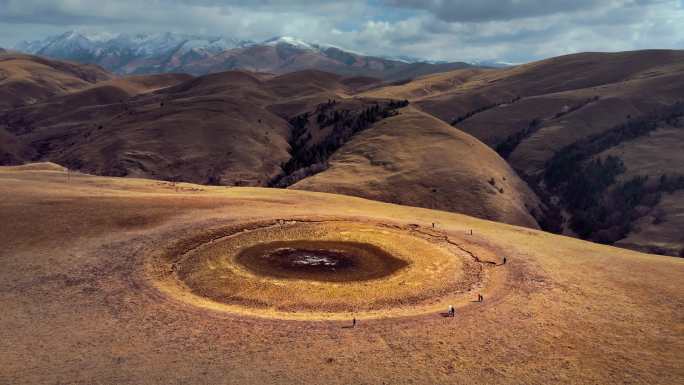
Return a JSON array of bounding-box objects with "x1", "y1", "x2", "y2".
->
[
  {"x1": 364, "y1": 50, "x2": 684, "y2": 256},
  {"x1": 0, "y1": 52, "x2": 112, "y2": 109},
  {"x1": 290, "y1": 107, "x2": 542, "y2": 228},
  {"x1": 2, "y1": 50, "x2": 684, "y2": 254},
  {"x1": 0, "y1": 54, "x2": 542, "y2": 229}
]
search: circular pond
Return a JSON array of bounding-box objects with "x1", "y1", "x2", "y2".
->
[
  {"x1": 149, "y1": 220, "x2": 489, "y2": 319},
  {"x1": 235, "y1": 240, "x2": 408, "y2": 282}
]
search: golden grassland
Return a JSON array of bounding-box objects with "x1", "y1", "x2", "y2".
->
[
  {"x1": 0, "y1": 163, "x2": 682, "y2": 384},
  {"x1": 291, "y1": 107, "x2": 542, "y2": 228},
  {"x1": 0, "y1": 53, "x2": 111, "y2": 108},
  {"x1": 150, "y1": 220, "x2": 496, "y2": 319}
]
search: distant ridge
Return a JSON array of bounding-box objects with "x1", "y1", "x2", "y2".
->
[{"x1": 15, "y1": 31, "x2": 474, "y2": 80}]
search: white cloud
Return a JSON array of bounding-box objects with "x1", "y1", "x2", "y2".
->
[{"x1": 0, "y1": 0, "x2": 682, "y2": 62}]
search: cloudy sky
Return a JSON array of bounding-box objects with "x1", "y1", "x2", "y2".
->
[{"x1": 1, "y1": 0, "x2": 683, "y2": 62}]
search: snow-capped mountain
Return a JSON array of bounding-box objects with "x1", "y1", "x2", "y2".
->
[
  {"x1": 16, "y1": 31, "x2": 252, "y2": 61},
  {"x1": 16, "y1": 31, "x2": 100, "y2": 58},
  {"x1": 14, "y1": 31, "x2": 474, "y2": 79},
  {"x1": 379, "y1": 55, "x2": 452, "y2": 65},
  {"x1": 468, "y1": 59, "x2": 518, "y2": 68},
  {"x1": 262, "y1": 36, "x2": 315, "y2": 50}
]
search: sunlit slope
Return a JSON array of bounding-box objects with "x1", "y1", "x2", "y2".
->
[
  {"x1": 292, "y1": 107, "x2": 542, "y2": 228},
  {"x1": 4, "y1": 51, "x2": 683, "y2": 252},
  {"x1": 0, "y1": 52, "x2": 111, "y2": 109},
  {"x1": 0, "y1": 54, "x2": 543, "y2": 230},
  {"x1": 363, "y1": 50, "x2": 684, "y2": 176},
  {"x1": 0, "y1": 63, "x2": 365, "y2": 185},
  {"x1": 363, "y1": 50, "x2": 684, "y2": 255},
  {"x1": 366, "y1": 50, "x2": 684, "y2": 124}
]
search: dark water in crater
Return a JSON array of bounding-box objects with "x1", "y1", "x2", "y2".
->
[
  {"x1": 265, "y1": 247, "x2": 356, "y2": 270},
  {"x1": 235, "y1": 241, "x2": 408, "y2": 282}
]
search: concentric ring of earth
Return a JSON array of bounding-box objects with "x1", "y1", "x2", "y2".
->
[{"x1": 147, "y1": 220, "x2": 496, "y2": 320}]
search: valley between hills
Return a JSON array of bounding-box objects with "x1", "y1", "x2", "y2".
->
[{"x1": 2, "y1": 49, "x2": 683, "y2": 256}]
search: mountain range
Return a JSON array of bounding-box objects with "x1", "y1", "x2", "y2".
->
[{"x1": 14, "y1": 31, "x2": 475, "y2": 80}]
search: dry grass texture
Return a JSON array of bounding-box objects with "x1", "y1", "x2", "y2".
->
[
  {"x1": 149, "y1": 220, "x2": 497, "y2": 319},
  {"x1": 1, "y1": 164, "x2": 682, "y2": 385}
]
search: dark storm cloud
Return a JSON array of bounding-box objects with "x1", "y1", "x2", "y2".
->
[
  {"x1": 0, "y1": 0, "x2": 351, "y2": 24},
  {"x1": 1, "y1": 0, "x2": 140, "y2": 24},
  {"x1": 383, "y1": 0, "x2": 601, "y2": 22},
  {"x1": 382, "y1": 0, "x2": 669, "y2": 22}
]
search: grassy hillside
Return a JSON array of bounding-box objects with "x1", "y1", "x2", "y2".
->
[
  {"x1": 291, "y1": 107, "x2": 542, "y2": 228},
  {"x1": 0, "y1": 164, "x2": 681, "y2": 384},
  {"x1": 0, "y1": 52, "x2": 111, "y2": 109},
  {"x1": 365, "y1": 50, "x2": 684, "y2": 255},
  {"x1": 0, "y1": 54, "x2": 543, "y2": 228},
  {"x1": 3, "y1": 50, "x2": 684, "y2": 250}
]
